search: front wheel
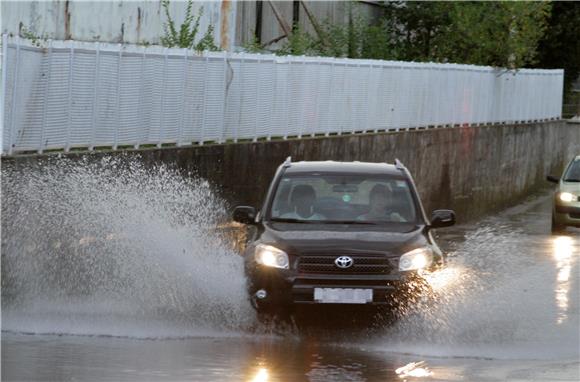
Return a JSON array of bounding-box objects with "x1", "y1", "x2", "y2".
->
[
  {"x1": 255, "y1": 303, "x2": 293, "y2": 324},
  {"x1": 391, "y1": 277, "x2": 435, "y2": 318},
  {"x1": 551, "y1": 216, "x2": 566, "y2": 234}
]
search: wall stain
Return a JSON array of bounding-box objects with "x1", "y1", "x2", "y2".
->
[
  {"x1": 220, "y1": 0, "x2": 231, "y2": 50},
  {"x1": 64, "y1": 0, "x2": 72, "y2": 40},
  {"x1": 137, "y1": 7, "x2": 142, "y2": 42}
]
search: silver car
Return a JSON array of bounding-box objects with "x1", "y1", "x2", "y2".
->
[{"x1": 547, "y1": 155, "x2": 580, "y2": 233}]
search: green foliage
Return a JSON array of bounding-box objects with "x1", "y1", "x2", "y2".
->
[
  {"x1": 276, "y1": 26, "x2": 319, "y2": 56},
  {"x1": 160, "y1": 0, "x2": 218, "y2": 51},
  {"x1": 275, "y1": 1, "x2": 552, "y2": 70},
  {"x1": 19, "y1": 25, "x2": 49, "y2": 47},
  {"x1": 379, "y1": 1, "x2": 451, "y2": 62},
  {"x1": 242, "y1": 36, "x2": 265, "y2": 54},
  {"x1": 534, "y1": 1, "x2": 580, "y2": 102},
  {"x1": 435, "y1": 2, "x2": 551, "y2": 68}
]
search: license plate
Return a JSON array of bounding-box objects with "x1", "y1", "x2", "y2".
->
[{"x1": 313, "y1": 288, "x2": 373, "y2": 304}]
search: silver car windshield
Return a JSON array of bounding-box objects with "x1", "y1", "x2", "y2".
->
[
  {"x1": 564, "y1": 159, "x2": 580, "y2": 182},
  {"x1": 269, "y1": 173, "x2": 418, "y2": 224}
]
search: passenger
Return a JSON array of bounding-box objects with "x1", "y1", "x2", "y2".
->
[
  {"x1": 280, "y1": 185, "x2": 325, "y2": 220},
  {"x1": 358, "y1": 184, "x2": 406, "y2": 222}
]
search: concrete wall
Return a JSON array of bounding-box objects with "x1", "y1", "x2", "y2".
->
[
  {"x1": 1, "y1": 0, "x2": 236, "y2": 49},
  {"x1": 3, "y1": 122, "x2": 579, "y2": 223}
]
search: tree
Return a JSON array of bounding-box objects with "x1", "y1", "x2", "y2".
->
[
  {"x1": 534, "y1": 1, "x2": 580, "y2": 101},
  {"x1": 278, "y1": 1, "x2": 552, "y2": 70},
  {"x1": 380, "y1": 1, "x2": 551, "y2": 68},
  {"x1": 436, "y1": 2, "x2": 551, "y2": 68}
]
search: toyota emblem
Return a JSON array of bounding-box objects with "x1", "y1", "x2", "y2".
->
[{"x1": 335, "y1": 256, "x2": 354, "y2": 269}]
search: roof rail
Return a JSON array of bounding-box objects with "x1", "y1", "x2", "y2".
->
[
  {"x1": 395, "y1": 158, "x2": 405, "y2": 170},
  {"x1": 283, "y1": 156, "x2": 292, "y2": 168}
]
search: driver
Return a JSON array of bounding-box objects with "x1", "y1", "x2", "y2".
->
[
  {"x1": 357, "y1": 184, "x2": 405, "y2": 222},
  {"x1": 281, "y1": 185, "x2": 325, "y2": 220}
]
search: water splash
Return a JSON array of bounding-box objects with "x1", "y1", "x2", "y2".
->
[
  {"x1": 1, "y1": 155, "x2": 255, "y2": 338},
  {"x1": 369, "y1": 218, "x2": 580, "y2": 360}
]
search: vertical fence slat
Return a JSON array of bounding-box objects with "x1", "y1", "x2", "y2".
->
[
  {"x1": 113, "y1": 45, "x2": 122, "y2": 149},
  {"x1": 38, "y1": 39, "x2": 53, "y2": 154},
  {"x1": 220, "y1": 52, "x2": 228, "y2": 144},
  {"x1": 1, "y1": 34, "x2": 9, "y2": 154},
  {"x1": 177, "y1": 48, "x2": 188, "y2": 147},
  {"x1": 89, "y1": 42, "x2": 101, "y2": 151},
  {"x1": 158, "y1": 48, "x2": 168, "y2": 148},
  {"x1": 253, "y1": 57, "x2": 261, "y2": 142},
  {"x1": 200, "y1": 55, "x2": 209, "y2": 145},
  {"x1": 65, "y1": 44, "x2": 74, "y2": 152},
  {"x1": 135, "y1": 47, "x2": 146, "y2": 149},
  {"x1": 6, "y1": 35, "x2": 18, "y2": 155}
]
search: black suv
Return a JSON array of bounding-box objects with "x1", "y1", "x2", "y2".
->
[{"x1": 233, "y1": 158, "x2": 455, "y2": 319}]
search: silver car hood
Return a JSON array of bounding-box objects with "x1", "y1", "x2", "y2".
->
[{"x1": 560, "y1": 181, "x2": 580, "y2": 193}]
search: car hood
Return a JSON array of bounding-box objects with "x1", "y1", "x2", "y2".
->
[
  {"x1": 560, "y1": 181, "x2": 580, "y2": 193},
  {"x1": 259, "y1": 221, "x2": 428, "y2": 257}
]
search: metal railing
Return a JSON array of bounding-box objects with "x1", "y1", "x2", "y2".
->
[{"x1": 1, "y1": 35, "x2": 564, "y2": 155}]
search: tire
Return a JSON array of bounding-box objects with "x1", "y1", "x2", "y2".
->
[
  {"x1": 255, "y1": 304, "x2": 292, "y2": 324},
  {"x1": 391, "y1": 277, "x2": 434, "y2": 318},
  {"x1": 551, "y1": 216, "x2": 566, "y2": 234}
]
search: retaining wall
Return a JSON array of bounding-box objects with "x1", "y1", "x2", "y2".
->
[{"x1": 4, "y1": 121, "x2": 578, "y2": 223}]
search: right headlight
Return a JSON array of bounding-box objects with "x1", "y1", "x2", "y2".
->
[
  {"x1": 399, "y1": 247, "x2": 433, "y2": 271},
  {"x1": 559, "y1": 192, "x2": 575, "y2": 203},
  {"x1": 254, "y1": 244, "x2": 289, "y2": 269}
]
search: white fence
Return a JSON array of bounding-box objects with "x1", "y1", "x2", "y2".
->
[{"x1": 1, "y1": 35, "x2": 564, "y2": 155}]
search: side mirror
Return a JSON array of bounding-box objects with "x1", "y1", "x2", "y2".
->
[
  {"x1": 233, "y1": 206, "x2": 257, "y2": 225},
  {"x1": 546, "y1": 175, "x2": 559, "y2": 184},
  {"x1": 430, "y1": 209, "x2": 456, "y2": 228}
]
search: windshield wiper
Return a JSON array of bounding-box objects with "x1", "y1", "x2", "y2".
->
[
  {"x1": 322, "y1": 220, "x2": 378, "y2": 225},
  {"x1": 270, "y1": 218, "x2": 319, "y2": 224},
  {"x1": 564, "y1": 178, "x2": 580, "y2": 182}
]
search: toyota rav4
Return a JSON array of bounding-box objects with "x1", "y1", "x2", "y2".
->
[{"x1": 233, "y1": 158, "x2": 456, "y2": 320}]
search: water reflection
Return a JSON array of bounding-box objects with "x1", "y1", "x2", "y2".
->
[
  {"x1": 239, "y1": 338, "x2": 411, "y2": 382},
  {"x1": 395, "y1": 361, "x2": 433, "y2": 378},
  {"x1": 553, "y1": 236, "x2": 574, "y2": 325},
  {"x1": 249, "y1": 367, "x2": 269, "y2": 382}
]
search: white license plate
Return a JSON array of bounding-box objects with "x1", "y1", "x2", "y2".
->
[{"x1": 313, "y1": 288, "x2": 373, "y2": 304}]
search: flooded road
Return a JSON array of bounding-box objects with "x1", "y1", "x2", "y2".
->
[{"x1": 2, "y1": 160, "x2": 579, "y2": 381}]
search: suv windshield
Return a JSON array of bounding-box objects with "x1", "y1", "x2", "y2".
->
[
  {"x1": 563, "y1": 159, "x2": 580, "y2": 182},
  {"x1": 269, "y1": 173, "x2": 418, "y2": 224}
]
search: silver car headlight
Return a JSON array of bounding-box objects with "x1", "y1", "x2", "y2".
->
[
  {"x1": 399, "y1": 247, "x2": 433, "y2": 271},
  {"x1": 254, "y1": 244, "x2": 289, "y2": 269},
  {"x1": 559, "y1": 192, "x2": 576, "y2": 203}
]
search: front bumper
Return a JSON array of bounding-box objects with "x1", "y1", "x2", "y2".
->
[
  {"x1": 246, "y1": 265, "x2": 416, "y2": 308},
  {"x1": 554, "y1": 203, "x2": 580, "y2": 227}
]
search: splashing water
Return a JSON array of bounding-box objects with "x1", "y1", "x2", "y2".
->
[
  {"x1": 1, "y1": 156, "x2": 255, "y2": 338},
  {"x1": 369, "y1": 217, "x2": 580, "y2": 361}
]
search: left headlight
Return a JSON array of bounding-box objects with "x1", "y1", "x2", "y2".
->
[
  {"x1": 399, "y1": 247, "x2": 433, "y2": 271},
  {"x1": 559, "y1": 192, "x2": 576, "y2": 203},
  {"x1": 254, "y1": 244, "x2": 289, "y2": 269}
]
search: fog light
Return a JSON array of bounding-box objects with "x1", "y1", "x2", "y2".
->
[{"x1": 255, "y1": 290, "x2": 267, "y2": 300}]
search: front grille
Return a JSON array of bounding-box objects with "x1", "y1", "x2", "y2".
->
[{"x1": 298, "y1": 255, "x2": 393, "y2": 275}]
